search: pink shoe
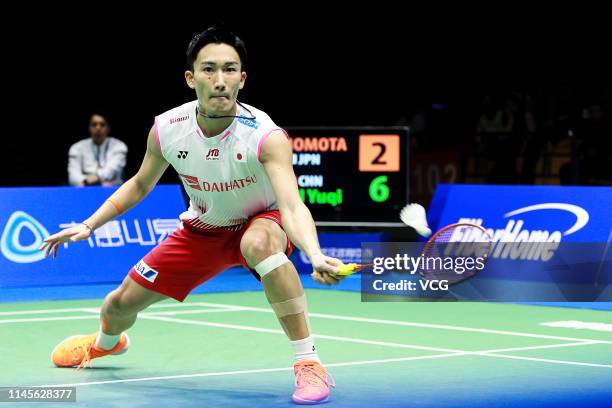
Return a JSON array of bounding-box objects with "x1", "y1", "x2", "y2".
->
[{"x1": 292, "y1": 360, "x2": 336, "y2": 405}]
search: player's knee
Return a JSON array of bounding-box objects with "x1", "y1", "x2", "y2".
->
[
  {"x1": 241, "y1": 230, "x2": 283, "y2": 265},
  {"x1": 103, "y1": 288, "x2": 139, "y2": 316},
  {"x1": 102, "y1": 291, "x2": 122, "y2": 317}
]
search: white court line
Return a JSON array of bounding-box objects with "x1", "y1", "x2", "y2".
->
[
  {"x1": 2, "y1": 301, "x2": 611, "y2": 346},
  {"x1": 32, "y1": 353, "x2": 468, "y2": 388},
  {"x1": 142, "y1": 308, "x2": 250, "y2": 316},
  {"x1": 1, "y1": 306, "x2": 609, "y2": 377},
  {"x1": 474, "y1": 353, "x2": 612, "y2": 369},
  {"x1": 0, "y1": 302, "x2": 235, "y2": 316},
  {"x1": 140, "y1": 314, "x2": 612, "y2": 369},
  {"x1": 193, "y1": 301, "x2": 612, "y2": 345},
  {"x1": 0, "y1": 307, "x2": 245, "y2": 324},
  {"x1": 138, "y1": 314, "x2": 463, "y2": 354},
  {"x1": 0, "y1": 315, "x2": 99, "y2": 324},
  {"x1": 32, "y1": 344, "x2": 612, "y2": 388},
  {"x1": 540, "y1": 321, "x2": 612, "y2": 333},
  {"x1": 0, "y1": 308, "x2": 99, "y2": 316},
  {"x1": 0, "y1": 311, "x2": 598, "y2": 358},
  {"x1": 481, "y1": 341, "x2": 600, "y2": 354}
]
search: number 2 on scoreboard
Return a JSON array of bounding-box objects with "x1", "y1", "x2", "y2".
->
[{"x1": 358, "y1": 135, "x2": 400, "y2": 172}]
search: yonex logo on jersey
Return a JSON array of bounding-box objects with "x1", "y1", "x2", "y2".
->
[
  {"x1": 238, "y1": 117, "x2": 260, "y2": 129},
  {"x1": 169, "y1": 115, "x2": 189, "y2": 124},
  {"x1": 178, "y1": 151, "x2": 188, "y2": 159},
  {"x1": 134, "y1": 260, "x2": 158, "y2": 283},
  {"x1": 206, "y1": 149, "x2": 220, "y2": 160}
]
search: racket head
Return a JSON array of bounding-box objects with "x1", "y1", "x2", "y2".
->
[{"x1": 419, "y1": 223, "x2": 492, "y2": 285}]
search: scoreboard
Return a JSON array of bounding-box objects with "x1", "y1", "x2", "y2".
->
[{"x1": 286, "y1": 127, "x2": 410, "y2": 223}]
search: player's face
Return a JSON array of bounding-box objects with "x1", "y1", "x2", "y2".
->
[{"x1": 186, "y1": 43, "x2": 246, "y2": 115}]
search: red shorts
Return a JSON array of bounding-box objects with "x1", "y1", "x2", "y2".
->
[{"x1": 128, "y1": 210, "x2": 294, "y2": 301}]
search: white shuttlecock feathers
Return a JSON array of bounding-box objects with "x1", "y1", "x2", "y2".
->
[{"x1": 399, "y1": 203, "x2": 432, "y2": 237}]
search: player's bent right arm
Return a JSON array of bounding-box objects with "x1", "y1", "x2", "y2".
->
[{"x1": 41, "y1": 127, "x2": 169, "y2": 258}]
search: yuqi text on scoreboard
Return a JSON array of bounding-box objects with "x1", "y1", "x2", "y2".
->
[{"x1": 285, "y1": 127, "x2": 409, "y2": 222}]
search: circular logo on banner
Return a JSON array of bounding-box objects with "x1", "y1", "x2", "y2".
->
[{"x1": 0, "y1": 211, "x2": 49, "y2": 263}]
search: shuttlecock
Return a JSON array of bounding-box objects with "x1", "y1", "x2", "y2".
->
[{"x1": 399, "y1": 203, "x2": 432, "y2": 237}]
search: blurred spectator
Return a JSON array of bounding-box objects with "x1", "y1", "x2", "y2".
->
[
  {"x1": 395, "y1": 102, "x2": 429, "y2": 150},
  {"x1": 517, "y1": 93, "x2": 544, "y2": 184},
  {"x1": 560, "y1": 102, "x2": 612, "y2": 184},
  {"x1": 476, "y1": 95, "x2": 512, "y2": 134},
  {"x1": 475, "y1": 94, "x2": 518, "y2": 183},
  {"x1": 68, "y1": 114, "x2": 128, "y2": 186}
]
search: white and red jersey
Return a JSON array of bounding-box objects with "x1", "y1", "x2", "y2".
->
[{"x1": 154, "y1": 100, "x2": 286, "y2": 230}]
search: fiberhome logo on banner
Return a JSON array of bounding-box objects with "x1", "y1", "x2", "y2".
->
[{"x1": 450, "y1": 203, "x2": 589, "y2": 262}]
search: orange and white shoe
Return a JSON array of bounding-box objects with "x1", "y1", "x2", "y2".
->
[
  {"x1": 51, "y1": 332, "x2": 130, "y2": 369},
  {"x1": 292, "y1": 360, "x2": 336, "y2": 405}
]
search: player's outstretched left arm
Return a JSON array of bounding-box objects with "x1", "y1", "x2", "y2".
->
[
  {"x1": 40, "y1": 127, "x2": 169, "y2": 259},
  {"x1": 261, "y1": 130, "x2": 344, "y2": 285}
]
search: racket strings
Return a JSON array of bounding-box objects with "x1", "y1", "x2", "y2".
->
[{"x1": 420, "y1": 224, "x2": 492, "y2": 285}]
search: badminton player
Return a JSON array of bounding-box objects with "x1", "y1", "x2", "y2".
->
[{"x1": 41, "y1": 25, "x2": 343, "y2": 405}]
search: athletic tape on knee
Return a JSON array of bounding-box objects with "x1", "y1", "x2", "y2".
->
[
  {"x1": 271, "y1": 294, "x2": 311, "y2": 333},
  {"x1": 254, "y1": 252, "x2": 289, "y2": 277}
]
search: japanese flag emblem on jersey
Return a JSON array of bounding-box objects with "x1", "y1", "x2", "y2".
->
[{"x1": 234, "y1": 144, "x2": 247, "y2": 162}]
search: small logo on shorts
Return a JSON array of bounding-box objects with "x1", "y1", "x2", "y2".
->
[{"x1": 134, "y1": 260, "x2": 159, "y2": 283}]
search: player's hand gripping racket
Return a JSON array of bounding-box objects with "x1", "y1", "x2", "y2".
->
[
  {"x1": 323, "y1": 203, "x2": 429, "y2": 278},
  {"x1": 334, "y1": 263, "x2": 373, "y2": 276},
  {"x1": 312, "y1": 262, "x2": 372, "y2": 277},
  {"x1": 311, "y1": 262, "x2": 373, "y2": 277}
]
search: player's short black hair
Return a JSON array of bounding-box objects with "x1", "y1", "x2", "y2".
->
[{"x1": 186, "y1": 25, "x2": 247, "y2": 71}]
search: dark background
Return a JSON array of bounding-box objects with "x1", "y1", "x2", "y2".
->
[{"x1": 3, "y1": 10, "x2": 610, "y2": 188}]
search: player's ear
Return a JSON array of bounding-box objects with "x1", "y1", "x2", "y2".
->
[
  {"x1": 185, "y1": 70, "x2": 195, "y2": 89},
  {"x1": 239, "y1": 71, "x2": 247, "y2": 90}
]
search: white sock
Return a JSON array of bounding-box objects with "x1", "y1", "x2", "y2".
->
[
  {"x1": 291, "y1": 336, "x2": 320, "y2": 363},
  {"x1": 94, "y1": 327, "x2": 121, "y2": 350}
]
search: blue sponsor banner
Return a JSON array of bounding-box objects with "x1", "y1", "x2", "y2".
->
[
  {"x1": 423, "y1": 185, "x2": 612, "y2": 298},
  {"x1": 0, "y1": 185, "x2": 186, "y2": 288},
  {"x1": 428, "y1": 185, "x2": 612, "y2": 242},
  {"x1": 359, "y1": 242, "x2": 611, "y2": 302}
]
